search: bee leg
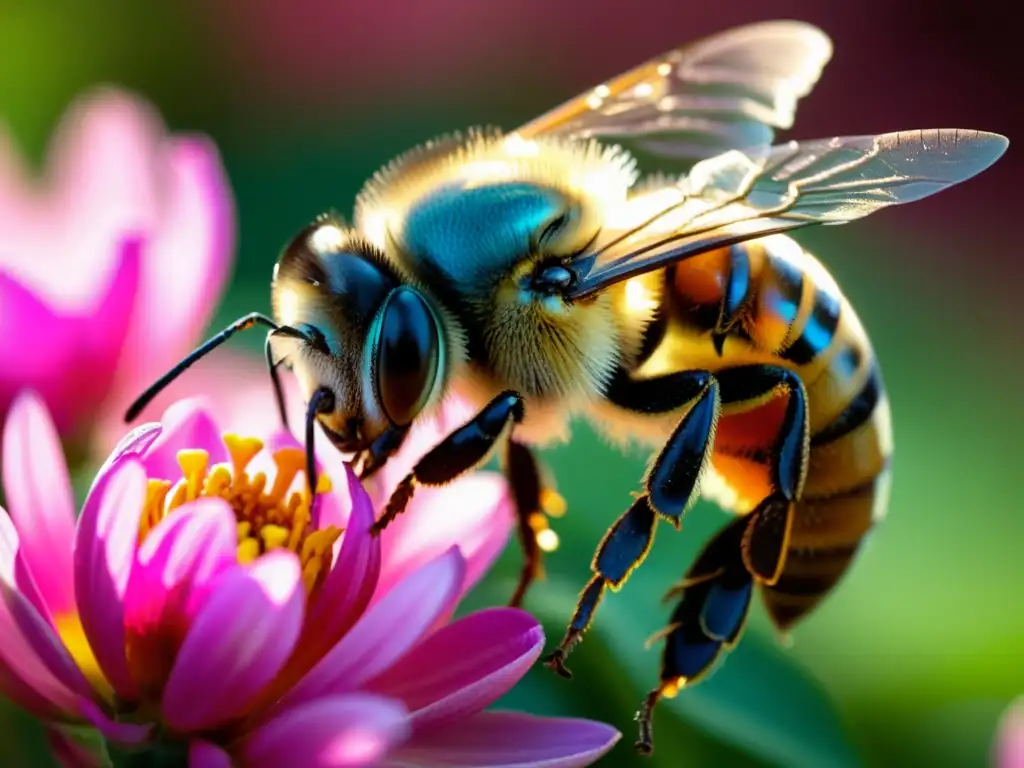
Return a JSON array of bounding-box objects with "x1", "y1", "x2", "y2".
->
[
  {"x1": 542, "y1": 369, "x2": 720, "y2": 679},
  {"x1": 636, "y1": 364, "x2": 809, "y2": 754},
  {"x1": 353, "y1": 425, "x2": 410, "y2": 481},
  {"x1": 370, "y1": 391, "x2": 524, "y2": 535},
  {"x1": 715, "y1": 364, "x2": 809, "y2": 584},
  {"x1": 636, "y1": 515, "x2": 752, "y2": 755},
  {"x1": 503, "y1": 440, "x2": 562, "y2": 608}
]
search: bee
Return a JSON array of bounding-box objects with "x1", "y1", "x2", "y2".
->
[{"x1": 126, "y1": 20, "x2": 1008, "y2": 755}]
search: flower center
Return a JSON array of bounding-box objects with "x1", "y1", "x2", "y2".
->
[{"x1": 139, "y1": 434, "x2": 342, "y2": 595}]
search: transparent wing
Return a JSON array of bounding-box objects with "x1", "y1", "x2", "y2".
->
[
  {"x1": 566, "y1": 128, "x2": 1009, "y2": 299},
  {"x1": 515, "y1": 21, "x2": 832, "y2": 166}
]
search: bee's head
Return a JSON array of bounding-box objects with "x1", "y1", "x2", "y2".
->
[{"x1": 270, "y1": 217, "x2": 446, "y2": 452}]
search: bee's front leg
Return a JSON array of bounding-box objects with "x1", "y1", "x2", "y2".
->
[
  {"x1": 541, "y1": 368, "x2": 720, "y2": 679},
  {"x1": 353, "y1": 426, "x2": 410, "y2": 481},
  {"x1": 370, "y1": 391, "x2": 524, "y2": 535}
]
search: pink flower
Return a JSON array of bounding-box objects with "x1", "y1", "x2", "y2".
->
[
  {"x1": 996, "y1": 698, "x2": 1024, "y2": 768},
  {"x1": 0, "y1": 390, "x2": 620, "y2": 766},
  {"x1": 0, "y1": 87, "x2": 233, "y2": 441}
]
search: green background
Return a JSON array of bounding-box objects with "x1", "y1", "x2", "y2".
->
[{"x1": 1, "y1": 2, "x2": 1020, "y2": 766}]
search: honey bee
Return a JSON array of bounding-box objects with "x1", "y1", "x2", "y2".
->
[{"x1": 126, "y1": 20, "x2": 1008, "y2": 755}]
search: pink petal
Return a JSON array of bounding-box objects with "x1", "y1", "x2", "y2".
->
[
  {"x1": 367, "y1": 608, "x2": 543, "y2": 729},
  {"x1": 0, "y1": 89, "x2": 156, "y2": 309},
  {"x1": 161, "y1": 551, "x2": 305, "y2": 732},
  {"x1": 1, "y1": 390, "x2": 77, "y2": 617},
  {"x1": 118, "y1": 137, "x2": 234, "y2": 388},
  {"x1": 139, "y1": 398, "x2": 228, "y2": 481},
  {"x1": 0, "y1": 650, "x2": 72, "y2": 720},
  {"x1": 50, "y1": 88, "x2": 163, "y2": 245},
  {"x1": 123, "y1": 498, "x2": 237, "y2": 694},
  {"x1": 246, "y1": 461, "x2": 381, "y2": 712},
  {"x1": 242, "y1": 694, "x2": 410, "y2": 768},
  {"x1": 189, "y1": 741, "x2": 233, "y2": 768},
  {"x1": 74, "y1": 456, "x2": 148, "y2": 702},
  {"x1": 300, "y1": 464, "x2": 381, "y2": 659},
  {"x1": 0, "y1": 237, "x2": 143, "y2": 436},
  {"x1": 387, "y1": 712, "x2": 621, "y2": 768},
  {"x1": 0, "y1": 516, "x2": 82, "y2": 718},
  {"x1": 280, "y1": 548, "x2": 465, "y2": 711},
  {"x1": 997, "y1": 698, "x2": 1024, "y2": 768},
  {"x1": 75, "y1": 236, "x2": 145, "y2": 415},
  {"x1": 97, "y1": 422, "x2": 163, "y2": 477},
  {"x1": 376, "y1": 472, "x2": 513, "y2": 606},
  {"x1": 0, "y1": 580, "x2": 94, "y2": 702},
  {"x1": 0, "y1": 273, "x2": 78, "y2": 431},
  {"x1": 0, "y1": 236, "x2": 132, "y2": 436},
  {"x1": 0, "y1": 505, "x2": 51, "y2": 627}
]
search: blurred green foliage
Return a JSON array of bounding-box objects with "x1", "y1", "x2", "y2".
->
[{"x1": 1, "y1": 4, "x2": 1021, "y2": 766}]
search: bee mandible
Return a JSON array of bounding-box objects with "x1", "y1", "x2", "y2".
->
[{"x1": 125, "y1": 20, "x2": 1009, "y2": 755}]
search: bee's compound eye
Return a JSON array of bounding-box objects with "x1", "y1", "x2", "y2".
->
[{"x1": 372, "y1": 287, "x2": 441, "y2": 427}]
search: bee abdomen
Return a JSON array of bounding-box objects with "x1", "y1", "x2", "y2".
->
[
  {"x1": 779, "y1": 279, "x2": 842, "y2": 366},
  {"x1": 762, "y1": 470, "x2": 890, "y2": 629},
  {"x1": 764, "y1": 364, "x2": 893, "y2": 631}
]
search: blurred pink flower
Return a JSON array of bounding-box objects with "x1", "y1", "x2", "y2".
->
[
  {"x1": 0, "y1": 391, "x2": 620, "y2": 766},
  {"x1": 0, "y1": 87, "x2": 233, "y2": 442},
  {"x1": 997, "y1": 698, "x2": 1024, "y2": 768}
]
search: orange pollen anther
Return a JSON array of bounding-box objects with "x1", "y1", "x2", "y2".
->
[{"x1": 139, "y1": 434, "x2": 341, "y2": 596}]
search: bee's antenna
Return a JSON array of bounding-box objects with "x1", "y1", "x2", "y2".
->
[
  {"x1": 125, "y1": 312, "x2": 304, "y2": 426},
  {"x1": 264, "y1": 324, "x2": 316, "y2": 432},
  {"x1": 305, "y1": 386, "x2": 336, "y2": 502},
  {"x1": 264, "y1": 334, "x2": 289, "y2": 430}
]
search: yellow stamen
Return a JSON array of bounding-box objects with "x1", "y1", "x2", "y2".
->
[
  {"x1": 137, "y1": 433, "x2": 342, "y2": 598},
  {"x1": 302, "y1": 560, "x2": 323, "y2": 595},
  {"x1": 140, "y1": 480, "x2": 172, "y2": 541},
  {"x1": 237, "y1": 538, "x2": 260, "y2": 564},
  {"x1": 260, "y1": 524, "x2": 290, "y2": 551},
  {"x1": 177, "y1": 450, "x2": 209, "y2": 503},
  {"x1": 224, "y1": 434, "x2": 264, "y2": 478},
  {"x1": 268, "y1": 448, "x2": 304, "y2": 503}
]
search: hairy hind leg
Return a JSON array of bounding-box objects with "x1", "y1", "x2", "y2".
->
[
  {"x1": 635, "y1": 364, "x2": 810, "y2": 756},
  {"x1": 715, "y1": 364, "x2": 810, "y2": 584},
  {"x1": 635, "y1": 514, "x2": 752, "y2": 754},
  {"x1": 542, "y1": 368, "x2": 720, "y2": 678}
]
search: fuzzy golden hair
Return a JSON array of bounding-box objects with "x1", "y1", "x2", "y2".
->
[{"x1": 353, "y1": 128, "x2": 639, "y2": 254}]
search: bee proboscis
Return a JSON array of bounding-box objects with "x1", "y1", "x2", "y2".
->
[{"x1": 126, "y1": 20, "x2": 1008, "y2": 755}]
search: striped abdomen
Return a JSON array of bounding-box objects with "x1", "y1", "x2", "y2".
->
[{"x1": 664, "y1": 233, "x2": 893, "y2": 631}]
